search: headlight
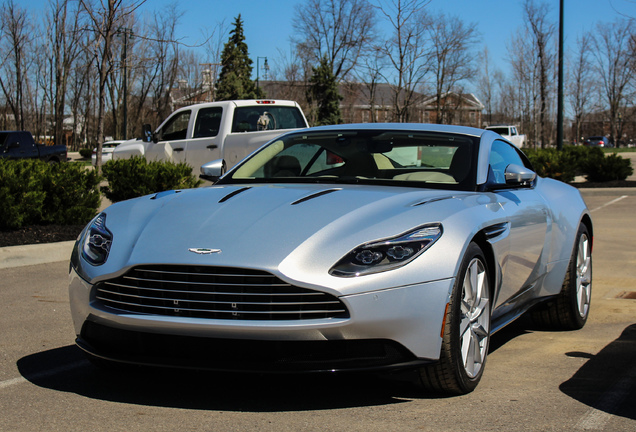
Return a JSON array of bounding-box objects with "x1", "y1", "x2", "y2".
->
[
  {"x1": 81, "y1": 213, "x2": 113, "y2": 266},
  {"x1": 329, "y1": 224, "x2": 442, "y2": 277}
]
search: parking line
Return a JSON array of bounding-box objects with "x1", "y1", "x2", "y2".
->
[
  {"x1": 0, "y1": 361, "x2": 86, "y2": 390},
  {"x1": 590, "y1": 195, "x2": 628, "y2": 213},
  {"x1": 0, "y1": 377, "x2": 26, "y2": 389}
]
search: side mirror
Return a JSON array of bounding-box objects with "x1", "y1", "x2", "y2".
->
[
  {"x1": 504, "y1": 164, "x2": 536, "y2": 186},
  {"x1": 142, "y1": 124, "x2": 153, "y2": 143},
  {"x1": 200, "y1": 159, "x2": 227, "y2": 183}
]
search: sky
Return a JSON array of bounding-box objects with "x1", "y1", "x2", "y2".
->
[{"x1": 18, "y1": 0, "x2": 636, "y2": 89}]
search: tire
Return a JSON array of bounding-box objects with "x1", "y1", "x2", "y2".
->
[
  {"x1": 419, "y1": 242, "x2": 491, "y2": 395},
  {"x1": 530, "y1": 224, "x2": 592, "y2": 330}
]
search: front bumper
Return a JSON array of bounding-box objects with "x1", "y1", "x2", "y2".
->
[{"x1": 69, "y1": 267, "x2": 453, "y2": 372}]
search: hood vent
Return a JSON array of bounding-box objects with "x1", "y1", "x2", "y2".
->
[
  {"x1": 291, "y1": 188, "x2": 341, "y2": 205},
  {"x1": 151, "y1": 190, "x2": 181, "y2": 200},
  {"x1": 411, "y1": 195, "x2": 455, "y2": 207},
  {"x1": 219, "y1": 187, "x2": 252, "y2": 203}
]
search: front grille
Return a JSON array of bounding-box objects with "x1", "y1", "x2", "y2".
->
[{"x1": 94, "y1": 265, "x2": 349, "y2": 320}]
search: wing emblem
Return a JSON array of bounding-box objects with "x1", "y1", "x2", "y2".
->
[{"x1": 188, "y1": 248, "x2": 222, "y2": 255}]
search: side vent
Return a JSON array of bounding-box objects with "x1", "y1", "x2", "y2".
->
[{"x1": 483, "y1": 222, "x2": 510, "y2": 239}]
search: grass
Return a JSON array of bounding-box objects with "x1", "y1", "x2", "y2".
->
[{"x1": 603, "y1": 147, "x2": 636, "y2": 153}]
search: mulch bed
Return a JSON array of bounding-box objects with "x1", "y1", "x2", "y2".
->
[{"x1": 0, "y1": 225, "x2": 84, "y2": 248}]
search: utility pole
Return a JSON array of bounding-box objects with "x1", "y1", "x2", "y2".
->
[
  {"x1": 256, "y1": 56, "x2": 269, "y2": 89},
  {"x1": 557, "y1": 0, "x2": 564, "y2": 150},
  {"x1": 118, "y1": 28, "x2": 133, "y2": 140}
]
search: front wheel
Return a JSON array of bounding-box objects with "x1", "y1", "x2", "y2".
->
[{"x1": 419, "y1": 242, "x2": 491, "y2": 394}]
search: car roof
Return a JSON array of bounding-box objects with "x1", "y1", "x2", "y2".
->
[{"x1": 299, "y1": 122, "x2": 487, "y2": 137}]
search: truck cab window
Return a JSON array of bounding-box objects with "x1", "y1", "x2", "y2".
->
[
  {"x1": 160, "y1": 110, "x2": 191, "y2": 141},
  {"x1": 193, "y1": 107, "x2": 223, "y2": 138}
]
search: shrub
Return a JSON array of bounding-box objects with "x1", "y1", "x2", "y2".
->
[
  {"x1": 524, "y1": 146, "x2": 630, "y2": 183},
  {"x1": 0, "y1": 159, "x2": 101, "y2": 229},
  {"x1": 79, "y1": 147, "x2": 93, "y2": 159},
  {"x1": 583, "y1": 152, "x2": 634, "y2": 182},
  {"x1": 0, "y1": 159, "x2": 47, "y2": 229},
  {"x1": 524, "y1": 148, "x2": 578, "y2": 183},
  {"x1": 101, "y1": 157, "x2": 202, "y2": 202},
  {"x1": 41, "y1": 162, "x2": 102, "y2": 225}
]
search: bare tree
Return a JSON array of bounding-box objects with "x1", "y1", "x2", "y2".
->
[
  {"x1": 292, "y1": 0, "x2": 377, "y2": 81},
  {"x1": 353, "y1": 47, "x2": 388, "y2": 122},
  {"x1": 45, "y1": 0, "x2": 84, "y2": 147},
  {"x1": 377, "y1": 0, "x2": 431, "y2": 122},
  {"x1": 506, "y1": 29, "x2": 538, "y2": 144},
  {"x1": 67, "y1": 30, "x2": 96, "y2": 150},
  {"x1": 524, "y1": 0, "x2": 555, "y2": 148},
  {"x1": 477, "y1": 47, "x2": 503, "y2": 126},
  {"x1": 592, "y1": 18, "x2": 635, "y2": 146},
  {"x1": 426, "y1": 12, "x2": 479, "y2": 124},
  {"x1": 0, "y1": 0, "x2": 31, "y2": 130},
  {"x1": 567, "y1": 35, "x2": 595, "y2": 145},
  {"x1": 79, "y1": 0, "x2": 145, "y2": 173},
  {"x1": 146, "y1": 2, "x2": 182, "y2": 123}
]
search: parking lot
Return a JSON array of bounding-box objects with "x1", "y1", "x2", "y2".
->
[{"x1": 1, "y1": 188, "x2": 635, "y2": 432}]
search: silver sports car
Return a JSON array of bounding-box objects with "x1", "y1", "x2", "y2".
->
[{"x1": 69, "y1": 123, "x2": 592, "y2": 394}]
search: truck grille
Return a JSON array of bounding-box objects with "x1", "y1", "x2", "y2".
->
[{"x1": 94, "y1": 265, "x2": 349, "y2": 320}]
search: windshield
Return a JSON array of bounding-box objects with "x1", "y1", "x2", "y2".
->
[
  {"x1": 220, "y1": 129, "x2": 478, "y2": 191},
  {"x1": 487, "y1": 127, "x2": 509, "y2": 135}
]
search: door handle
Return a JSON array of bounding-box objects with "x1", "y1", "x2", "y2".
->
[
  {"x1": 207, "y1": 144, "x2": 218, "y2": 150},
  {"x1": 173, "y1": 148, "x2": 184, "y2": 152}
]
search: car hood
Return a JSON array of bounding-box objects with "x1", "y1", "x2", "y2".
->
[{"x1": 92, "y1": 183, "x2": 477, "y2": 292}]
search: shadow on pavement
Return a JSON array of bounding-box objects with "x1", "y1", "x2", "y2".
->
[
  {"x1": 17, "y1": 345, "x2": 451, "y2": 412},
  {"x1": 560, "y1": 323, "x2": 636, "y2": 420}
]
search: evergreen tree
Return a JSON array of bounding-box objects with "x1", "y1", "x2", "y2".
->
[
  {"x1": 307, "y1": 55, "x2": 342, "y2": 126},
  {"x1": 216, "y1": 15, "x2": 264, "y2": 100}
]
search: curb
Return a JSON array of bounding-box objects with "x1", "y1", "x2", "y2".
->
[{"x1": 0, "y1": 241, "x2": 75, "y2": 269}]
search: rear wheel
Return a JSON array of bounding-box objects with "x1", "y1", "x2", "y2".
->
[
  {"x1": 419, "y1": 242, "x2": 491, "y2": 394},
  {"x1": 531, "y1": 224, "x2": 592, "y2": 330}
]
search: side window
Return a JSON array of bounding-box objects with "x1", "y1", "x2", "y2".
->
[
  {"x1": 159, "y1": 110, "x2": 191, "y2": 141},
  {"x1": 193, "y1": 107, "x2": 222, "y2": 138},
  {"x1": 489, "y1": 140, "x2": 525, "y2": 184}
]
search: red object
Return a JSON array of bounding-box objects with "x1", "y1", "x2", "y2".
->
[{"x1": 327, "y1": 152, "x2": 344, "y2": 165}]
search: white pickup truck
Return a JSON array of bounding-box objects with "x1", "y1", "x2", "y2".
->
[
  {"x1": 113, "y1": 99, "x2": 308, "y2": 170},
  {"x1": 485, "y1": 125, "x2": 526, "y2": 148}
]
